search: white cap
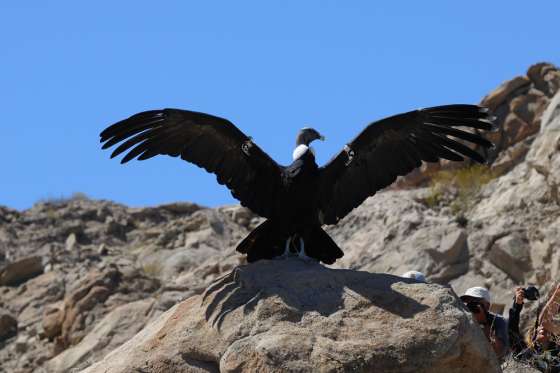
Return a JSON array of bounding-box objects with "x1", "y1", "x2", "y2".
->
[
  {"x1": 401, "y1": 271, "x2": 426, "y2": 283},
  {"x1": 460, "y1": 287, "x2": 491, "y2": 303}
]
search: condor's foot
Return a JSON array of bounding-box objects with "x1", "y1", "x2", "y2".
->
[{"x1": 274, "y1": 235, "x2": 317, "y2": 263}]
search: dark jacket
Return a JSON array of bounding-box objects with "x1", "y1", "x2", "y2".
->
[{"x1": 508, "y1": 301, "x2": 527, "y2": 354}]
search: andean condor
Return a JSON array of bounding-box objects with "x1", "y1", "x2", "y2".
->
[{"x1": 100, "y1": 105, "x2": 495, "y2": 264}]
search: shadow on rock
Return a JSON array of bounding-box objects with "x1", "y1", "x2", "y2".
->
[{"x1": 202, "y1": 258, "x2": 429, "y2": 329}]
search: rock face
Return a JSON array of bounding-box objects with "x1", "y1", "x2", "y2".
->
[
  {"x1": 1, "y1": 63, "x2": 560, "y2": 372},
  {"x1": 0, "y1": 200, "x2": 247, "y2": 372},
  {"x1": 82, "y1": 259, "x2": 500, "y2": 373},
  {"x1": 395, "y1": 62, "x2": 560, "y2": 188}
]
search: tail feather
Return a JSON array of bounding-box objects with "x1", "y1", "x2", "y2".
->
[
  {"x1": 302, "y1": 226, "x2": 344, "y2": 265},
  {"x1": 236, "y1": 220, "x2": 344, "y2": 264},
  {"x1": 236, "y1": 220, "x2": 285, "y2": 262}
]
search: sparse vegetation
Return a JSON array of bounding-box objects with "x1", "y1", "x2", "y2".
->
[
  {"x1": 423, "y1": 164, "x2": 499, "y2": 214},
  {"x1": 142, "y1": 261, "x2": 163, "y2": 278},
  {"x1": 37, "y1": 192, "x2": 91, "y2": 206}
]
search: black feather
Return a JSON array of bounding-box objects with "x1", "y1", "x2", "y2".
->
[{"x1": 423, "y1": 123, "x2": 494, "y2": 148}]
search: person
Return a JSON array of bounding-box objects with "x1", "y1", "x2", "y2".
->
[
  {"x1": 523, "y1": 324, "x2": 560, "y2": 372},
  {"x1": 509, "y1": 287, "x2": 529, "y2": 354},
  {"x1": 401, "y1": 270, "x2": 426, "y2": 283},
  {"x1": 460, "y1": 286, "x2": 509, "y2": 359},
  {"x1": 521, "y1": 284, "x2": 560, "y2": 372}
]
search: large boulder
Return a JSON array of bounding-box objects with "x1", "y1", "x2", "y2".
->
[
  {"x1": 0, "y1": 256, "x2": 44, "y2": 286},
  {"x1": 82, "y1": 259, "x2": 500, "y2": 373}
]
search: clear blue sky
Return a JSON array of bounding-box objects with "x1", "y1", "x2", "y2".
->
[{"x1": 2, "y1": 1, "x2": 559, "y2": 210}]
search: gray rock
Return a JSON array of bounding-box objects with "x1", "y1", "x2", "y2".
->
[
  {"x1": 81, "y1": 260, "x2": 500, "y2": 373},
  {"x1": 66, "y1": 233, "x2": 78, "y2": 251},
  {"x1": 540, "y1": 88, "x2": 560, "y2": 132},
  {"x1": 14, "y1": 334, "x2": 28, "y2": 353},
  {"x1": 502, "y1": 357, "x2": 541, "y2": 372},
  {"x1": 0, "y1": 311, "x2": 17, "y2": 341},
  {"x1": 489, "y1": 234, "x2": 532, "y2": 282}
]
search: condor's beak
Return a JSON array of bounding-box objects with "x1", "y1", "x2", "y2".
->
[{"x1": 319, "y1": 135, "x2": 325, "y2": 141}]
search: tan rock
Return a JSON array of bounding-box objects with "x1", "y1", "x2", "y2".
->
[
  {"x1": 82, "y1": 260, "x2": 500, "y2": 373},
  {"x1": 59, "y1": 268, "x2": 121, "y2": 348},
  {"x1": 42, "y1": 302, "x2": 64, "y2": 339},
  {"x1": 527, "y1": 62, "x2": 560, "y2": 97},
  {"x1": 0, "y1": 256, "x2": 43, "y2": 286},
  {"x1": 481, "y1": 76, "x2": 531, "y2": 109},
  {"x1": 48, "y1": 298, "x2": 155, "y2": 372}
]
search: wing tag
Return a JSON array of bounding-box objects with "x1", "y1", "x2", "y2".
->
[
  {"x1": 242, "y1": 138, "x2": 254, "y2": 156},
  {"x1": 344, "y1": 145, "x2": 355, "y2": 166}
]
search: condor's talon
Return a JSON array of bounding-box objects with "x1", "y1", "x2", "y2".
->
[
  {"x1": 298, "y1": 237, "x2": 313, "y2": 261},
  {"x1": 298, "y1": 237, "x2": 305, "y2": 256},
  {"x1": 277, "y1": 236, "x2": 292, "y2": 259}
]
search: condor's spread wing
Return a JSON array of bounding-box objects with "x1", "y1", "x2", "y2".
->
[
  {"x1": 318, "y1": 105, "x2": 495, "y2": 225},
  {"x1": 100, "y1": 109, "x2": 283, "y2": 218}
]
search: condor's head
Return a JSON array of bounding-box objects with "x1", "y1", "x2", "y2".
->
[
  {"x1": 293, "y1": 128, "x2": 325, "y2": 160},
  {"x1": 296, "y1": 127, "x2": 325, "y2": 146}
]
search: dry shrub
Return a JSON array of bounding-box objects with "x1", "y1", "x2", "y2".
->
[
  {"x1": 424, "y1": 164, "x2": 498, "y2": 214},
  {"x1": 142, "y1": 261, "x2": 163, "y2": 278}
]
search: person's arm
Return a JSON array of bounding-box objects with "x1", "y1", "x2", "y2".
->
[
  {"x1": 539, "y1": 284, "x2": 560, "y2": 332},
  {"x1": 509, "y1": 288, "x2": 524, "y2": 334},
  {"x1": 508, "y1": 288, "x2": 525, "y2": 352}
]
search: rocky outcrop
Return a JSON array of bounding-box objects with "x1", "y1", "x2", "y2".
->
[
  {"x1": 482, "y1": 63, "x2": 560, "y2": 173},
  {"x1": 82, "y1": 259, "x2": 500, "y2": 373},
  {"x1": 395, "y1": 62, "x2": 560, "y2": 188}
]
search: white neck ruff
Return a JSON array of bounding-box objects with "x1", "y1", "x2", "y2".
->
[{"x1": 292, "y1": 144, "x2": 315, "y2": 160}]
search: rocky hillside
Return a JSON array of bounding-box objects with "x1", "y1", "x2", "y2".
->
[{"x1": 1, "y1": 63, "x2": 559, "y2": 372}]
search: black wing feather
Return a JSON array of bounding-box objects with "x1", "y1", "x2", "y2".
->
[
  {"x1": 100, "y1": 108, "x2": 284, "y2": 219},
  {"x1": 318, "y1": 105, "x2": 495, "y2": 224}
]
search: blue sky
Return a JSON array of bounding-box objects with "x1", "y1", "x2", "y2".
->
[{"x1": 2, "y1": 1, "x2": 559, "y2": 210}]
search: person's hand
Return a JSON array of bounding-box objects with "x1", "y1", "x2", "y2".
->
[{"x1": 515, "y1": 287, "x2": 525, "y2": 305}]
